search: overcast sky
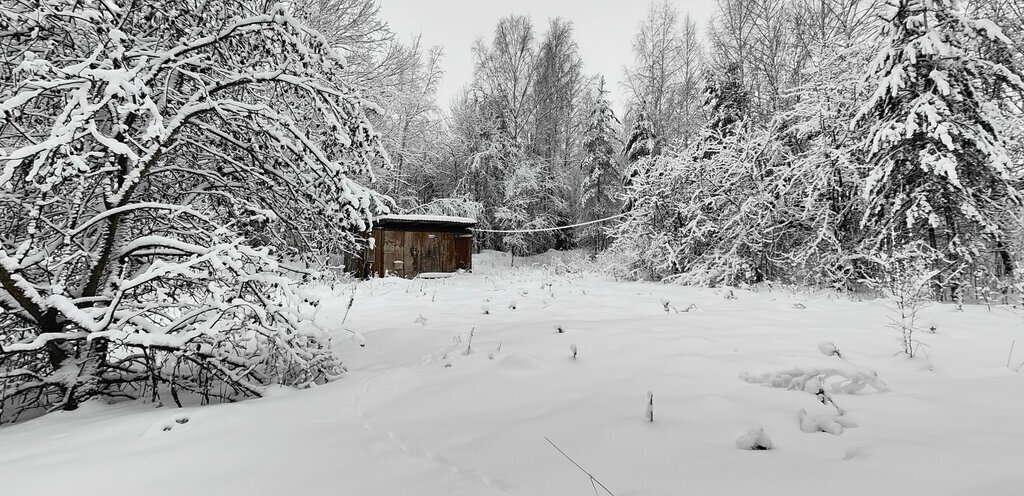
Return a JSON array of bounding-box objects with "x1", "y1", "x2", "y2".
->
[{"x1": 377, "y1": 0, "x2": 717, "y2": 111}]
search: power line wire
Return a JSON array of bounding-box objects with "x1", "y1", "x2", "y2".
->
[{"x1": 471, "y1": 212, "x2": 628, "y2": 234}]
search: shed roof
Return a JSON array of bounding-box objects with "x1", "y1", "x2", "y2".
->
[{"x1": 373, "y1": 214, "x2": 477, "y2": 229}]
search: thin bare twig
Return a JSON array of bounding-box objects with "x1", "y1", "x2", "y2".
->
[{"x1": 544, "y1": 437, "x2": 616, "y2": 496}]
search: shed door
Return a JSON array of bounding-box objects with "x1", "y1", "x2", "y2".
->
[
  {"x1": 454, "y1": 236, "x2": 471, "y2": 271},
  {"x1": 419, "y1": 232, "x2": 442, "y2": 274}
]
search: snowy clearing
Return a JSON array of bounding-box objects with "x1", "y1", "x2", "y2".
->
[{"x1": 2, "y1": 251, "x2": 1023, "y2": 496}]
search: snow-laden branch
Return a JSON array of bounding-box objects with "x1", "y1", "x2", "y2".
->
[{"x1": 0, "y1": 0, "x2": 386, "y2": 421}]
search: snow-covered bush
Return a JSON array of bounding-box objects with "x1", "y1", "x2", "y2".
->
[
  {"x1": 606, "y1": 44, "x2": 873, "y2": 287},
  {"x1": 0, "y1": 0, "x2": 389, "y2": 421},
  {"x1": 609, "y1": 124, "x2": 857, "y2": 287}
]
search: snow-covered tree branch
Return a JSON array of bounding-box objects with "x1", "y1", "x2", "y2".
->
[{"x1": 0, "y1": 0, "x2": 390, "y2": 421}]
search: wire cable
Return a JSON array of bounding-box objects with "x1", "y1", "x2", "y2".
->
[{"x1": 471, "y1": 212, "x2": 628, "y2": 234}]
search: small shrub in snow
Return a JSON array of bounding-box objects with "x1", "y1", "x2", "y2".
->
[
  {"x1": 415, "y1": 314, "x2": 429, "y2": 326},
  {"x1": 644, "y1": 391, "x2": 654, "y2": 422},
  {"x1": 870, "y1": 244, "x2": 939, "y2": 358},
  {"x1": 803, "y1": 376, "x2": 845, "y2": 414},
  {"x1": 660, "y1": 300, "x2": 695, "y2": 314},
  {"x1": 735, "y1": 428, "x2": 773, "y2": 450},
  {"x1": 556, "y1": 325, "x2": 565, "y2": 334}
]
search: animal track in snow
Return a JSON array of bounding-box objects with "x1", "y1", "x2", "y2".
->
[
  {"x1": 349, "y1": 372, "x2": 511, "y2": 492},
  {"x1": 143, "y1": 415, "x2": 192, "y2": 436}
]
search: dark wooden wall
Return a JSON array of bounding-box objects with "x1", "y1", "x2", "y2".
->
[{"x1": 372, "y1": 228, "x2": 473, "y2": 278}]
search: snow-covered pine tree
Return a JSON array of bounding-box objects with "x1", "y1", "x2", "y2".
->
[
  {"x1": 621, "y1": 104, "x2": 657, "y2": 211},
  {"x1": 0, "y1": 0, "x2": 390, "y2": 421},
  {"x1": 700, "y1": 62, "x2": 750, "y2": 157},
  {"x1": 622, "y1": 104, "x2": 657, "y2": 169},
  {"x1": 853, "y1": 0, "x2": 1024, "y2": 287},
  {"x1": 579, "y1": 77, "x2": 621, "y2": 251}
]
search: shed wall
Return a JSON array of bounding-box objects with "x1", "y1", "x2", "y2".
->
[{"x1": 372, "y1": 228, "x2": 472, "y2": 278}]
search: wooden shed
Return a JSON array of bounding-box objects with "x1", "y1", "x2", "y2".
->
[{"x1": 357, "y1": 215, "x2": 476, "y2": 278}]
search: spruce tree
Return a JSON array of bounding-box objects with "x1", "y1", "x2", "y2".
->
[
  {"x1": 580, "y1": 77, "x2": 622, "y2": 250},
  {"x1": 621, "y1": 103, "x2": 657, "y2": 213},
  {"x1": 703, "y1": 62, "x2": 750, "y2": 138},
  {"x1": 622, "y1": 104, "x2": 657, "y2": 166},
  {"x1": 853, "y1": 0, "x2": 1024, "y2": 282}
]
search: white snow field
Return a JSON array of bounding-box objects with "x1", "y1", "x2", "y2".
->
[{"x1": 2, "y1": 251, "x2": 1023, "y2": 496}]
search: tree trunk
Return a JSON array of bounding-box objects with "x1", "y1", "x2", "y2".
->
[{"x1": 63, "y1": 339, "x2": 109, "y2": 411}]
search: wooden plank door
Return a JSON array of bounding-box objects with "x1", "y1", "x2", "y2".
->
[{"x1": 454, "y1": 236, "x2": 471, "y2": 271}]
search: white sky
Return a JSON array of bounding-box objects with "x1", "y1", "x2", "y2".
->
[{"x1": 378, "y1": 0, "x2": 717, "y2": 111}]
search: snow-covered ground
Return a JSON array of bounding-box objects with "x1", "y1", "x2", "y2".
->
[{"x1": 3, "y1": 251, "x2": 1023, "y2": 495}]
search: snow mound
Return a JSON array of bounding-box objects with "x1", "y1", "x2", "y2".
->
[
  {"x1": 818, "y1": 341, "x2": 843, "y2": 358},
  {"x1": 735, "y1": 428, "x2": 773, "y2": 450},
  {"x1": 496, "y1": 353, "x2": 543, "y2": 370},
  {"x1": 798, "y1": 408, "x2": 857, "y2": 435}
]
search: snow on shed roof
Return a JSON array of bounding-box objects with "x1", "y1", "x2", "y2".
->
[{"x1": 373, "y1": 214, "x2": 477, "y2": 226}]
